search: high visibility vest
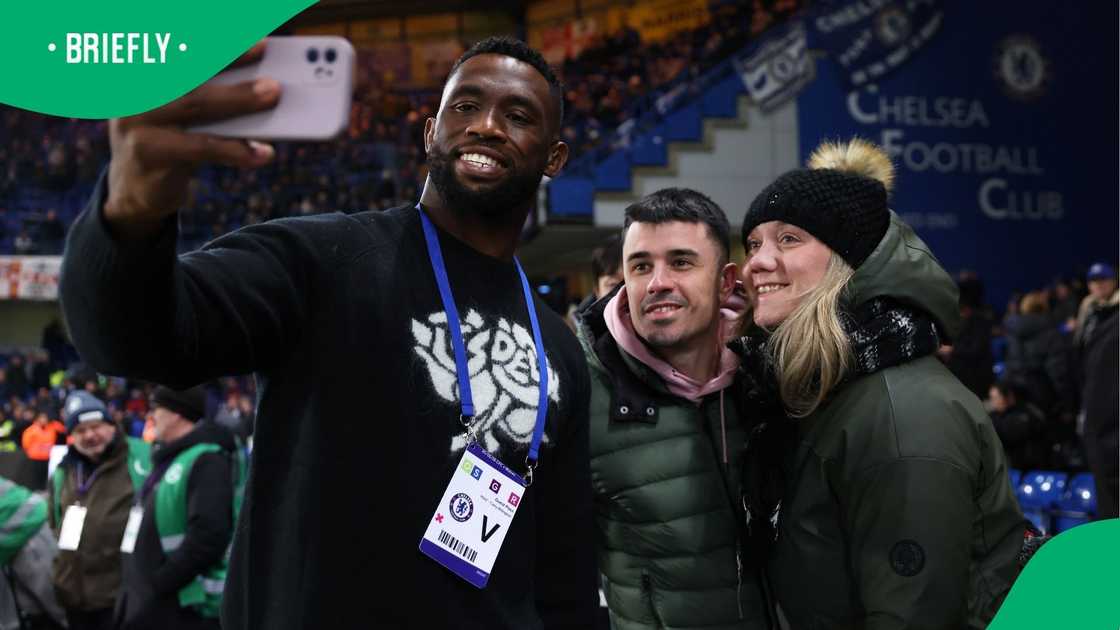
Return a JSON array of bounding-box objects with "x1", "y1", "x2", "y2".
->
[
  {"x1": 51, "y1": 437, "x2": 151, "y2": 525},
  {"x1": 154, "y1": 442, "x2": 246, "y2": 618},
  {"x1": 0, "y1": 420, "x2": 19, "y2": 452},
  {"x1": 22, "y1": 421, "x2": 65, "y2": 461},
  {"x1": 0, "y1": 477, "x2": 47, "y2": 565}
]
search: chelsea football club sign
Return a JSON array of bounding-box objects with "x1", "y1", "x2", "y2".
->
[{"x1": 796, "y1": 0, "x2": 1117, "y2": 309}]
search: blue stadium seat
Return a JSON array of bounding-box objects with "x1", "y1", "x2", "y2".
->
[
  {"x1": 1059, "y1": 472, "x2": 1097, "y2": 514},
  {"x1": 1051, "y1": 472, "x2": 1097, "y2": 533},
  {"x1": 1018, "y1": 471, "x2": 1070, "y2": 536},
  {"x1": 1017, "y1": 471, "x2": 1067, "y2": 509}
]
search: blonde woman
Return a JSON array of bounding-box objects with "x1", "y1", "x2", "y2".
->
[{"x1": 735, "y1": 139, "x2": 1030, "y2": 629}]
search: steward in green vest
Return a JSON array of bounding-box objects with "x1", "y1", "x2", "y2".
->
[
  {"x1": 0, "y1": 477, "x2": 46, "y2": 566},
  {"x1": 116, "y1": 386, "x2": 241, "y2": 630},
  {"x1": 50, "y1": 390, "x2": 150, "y2": 627},
  {"x1": 1, "y1": 474, "x2": 68, "y2": 628},
  {"x1": 0, "y1": 418, "x2": 21, "y2": 453}
]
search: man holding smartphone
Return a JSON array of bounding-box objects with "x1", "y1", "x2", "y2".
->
[{"x1": 59, "y1": 36, "x2": 596, "y2": 630}]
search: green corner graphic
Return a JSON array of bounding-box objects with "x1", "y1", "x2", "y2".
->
[
  {"x1": 989, "y1": 518, "x2": 1119, "y2": 629},
  {"x1": 0, "y1": 0, "x2": 314, "y2": 118}
]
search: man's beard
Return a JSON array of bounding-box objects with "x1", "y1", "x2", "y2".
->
[{"x1": 427, "y1": 147, "x2": 544, "y2": 224}]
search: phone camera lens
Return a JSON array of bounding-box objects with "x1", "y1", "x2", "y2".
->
[
  {"x1": 306, "y1": 48, "x2": 319, "y2": 63},
  {"x1": 325, "y1": 48, "x2": 337, "y2": 64}
]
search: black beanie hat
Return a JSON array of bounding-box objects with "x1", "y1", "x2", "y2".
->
[
  {"x1": 742, "y1": 167, "x2": 890, "y2": 270},
  {"x1": 151, "y1": 386, "x2": 207, "y2": 422}
]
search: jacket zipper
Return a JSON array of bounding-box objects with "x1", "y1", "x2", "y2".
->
[
  {"x1": 703, "y1": 396, "x2": 748, "y2": 621},
  {"x1": 641, "y1": 573, "x2": 666, "y2": 626}
]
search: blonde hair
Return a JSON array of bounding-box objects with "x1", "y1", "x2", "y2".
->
[
  {"x1": 766, "y1": 255, "x2": 855, "y2": 417},
  {"x1": 1020, "y1": 291, "x2": 1049, "y2": 314},
  {"x1": 764, "y1": 137, "x2": 893, "y2": 417}
]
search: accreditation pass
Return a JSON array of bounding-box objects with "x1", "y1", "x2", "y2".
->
[{"x1": 420, "y1": 442, "x2": 525, "y2": 588}]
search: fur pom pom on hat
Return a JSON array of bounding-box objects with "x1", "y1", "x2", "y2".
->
[{"x1": 742, "y1": 138, "x2": 894, "y2": 269}]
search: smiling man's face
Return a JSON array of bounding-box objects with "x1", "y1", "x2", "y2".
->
[
  {"x1": 424, "y1": 53, "x2": 567, "y2": 223},
  {"x1": 622, "y1": 220, "x2": 728, "y2": 353}
]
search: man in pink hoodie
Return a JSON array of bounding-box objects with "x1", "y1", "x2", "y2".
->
[{"x1": 575, "y1": 188, "x2": 769, "y2": 629}]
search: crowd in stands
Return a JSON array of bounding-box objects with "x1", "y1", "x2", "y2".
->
[
  {"x1": 0, "y1": 1, "x2": 805, "y2": 254},
  {"x1": 557, "y1": 0, "x2": 778, "y2": 157},
  {"x1": 1, "y1": 339, "x2": 256, "y2": 463},
  {"x1": 939, "y1": 263, "x2": 1118, "y2": 494}
]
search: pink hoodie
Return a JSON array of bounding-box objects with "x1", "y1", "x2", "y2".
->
[
  {"x1": 604, "y1": 288, "x2": 745, "y2": 402},
  {"x1": 603, "y1": 288, "x2": 745, "y2": 461}
]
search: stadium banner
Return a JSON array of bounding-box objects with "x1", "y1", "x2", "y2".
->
[
  {"x1": 626, "y1": 0, "x2": 710, "y2": 43},
  {"x1": 0, "y1": 0, "x2": 313, "y2": 118},
  {"x1": 0, "y1": 256, "x2": 62, "y2": 301},
  {"x1": 796, "y1": 0, "x2": 1118, "y2": 310},
  {"x1": 806, "y1": 0, "x2": 943, "y2": 90},
  {"x1": 734, "y1": 22, "x2": 814, "y2": 113}
]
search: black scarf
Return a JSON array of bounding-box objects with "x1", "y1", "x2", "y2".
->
[
  {"x1": 733, "y1": 297, "x2": 941, "y2": 401},
  {"x1": 839, "y1": 297, "x2": 941, "y2": 378},
  {"x1": 735, "y1": 297, "x2": 941, "y2": 556}
]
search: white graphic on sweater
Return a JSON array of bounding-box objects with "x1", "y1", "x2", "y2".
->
[{"x1": 412, "y1": 309, "x2": 560, "y2": 454}]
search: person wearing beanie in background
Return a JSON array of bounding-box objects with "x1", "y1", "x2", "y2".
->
[
  {"x1": 735, "y1": 138, "x2": 1029, "y2": 630},
  {"x1": 575, "y1": 188, "x2": 768, "y2": 629},
  {"x1": 1075, "y1": 262, "x2": 1118, "y2": 334},
  {"x1": 1073, "y1": 262, "x2": 1118, "y2": 518},
  {"x1": 49, "y1": 391, "x2": 151, "y2": 630},
  {"x1": 115, "y1": 386, "x2": 242, "y2": 630}
]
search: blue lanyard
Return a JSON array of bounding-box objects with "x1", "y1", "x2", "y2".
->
[{"x1": 417, "y1": 206, "x2": 549, "y2": 479}]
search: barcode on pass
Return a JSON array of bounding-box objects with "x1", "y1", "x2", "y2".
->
[{"x1": 438, "y1": 529, "x2": 478, "y2": 563}]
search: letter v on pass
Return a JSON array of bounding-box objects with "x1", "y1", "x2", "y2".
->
[{"x1": 481, "y1": 515, "x2": 501, "y2": 543}]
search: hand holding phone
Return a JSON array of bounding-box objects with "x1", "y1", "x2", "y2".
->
[
  {"x1": 189, "y1": 36, "x2": 354, "y2": 141},
  {"x1": 102, "y1": 37, "x2": 357, "y2": 239}
]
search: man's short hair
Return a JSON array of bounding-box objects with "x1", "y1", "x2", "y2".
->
[
  {"x1": 449, "y1": 36, "x2": 565, "y2": 124},
  {"x1": 591, "y1": 233, "x2": 623, "y2": 280},
  {"x1": 623, "y1": 188, "x2": 731, "y2": 264}
]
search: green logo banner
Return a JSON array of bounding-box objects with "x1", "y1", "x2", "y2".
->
[
  {"x1": 989, "y1": 519, "x2": 1119, "y2": 629},
  {"x1": 0, "y1": 0, "x2": 313, "y2": 118}
]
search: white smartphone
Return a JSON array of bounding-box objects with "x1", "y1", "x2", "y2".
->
[{"x1": 189, "y1": 36, "x2": 354, "y2": 141}]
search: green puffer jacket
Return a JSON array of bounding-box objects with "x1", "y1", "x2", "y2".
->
[
  {"x1": 577, "y1": 294, "x2": 769, "y2": 630},
  {"x1": 743, "y1": 214, "x2": 1027, "y2": 630}
]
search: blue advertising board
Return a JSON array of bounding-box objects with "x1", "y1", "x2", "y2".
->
[{"x1": 797, "y1": 0, "x2": 1118, "y2": 311}]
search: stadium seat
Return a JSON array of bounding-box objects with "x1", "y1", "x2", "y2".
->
[
  {"x1": 1018, "y1": 471, "x2": 1070, "y2": 536},
  {"x1": 1050, "y1": 472, "x2": 1097, "y2": 533},
  {"x1": 1017, "y1": 471, "x2": 1067, "y2": 509},
  {"x1": 1058, "y1": 472, "x2": 1097, "y2": 514}
]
